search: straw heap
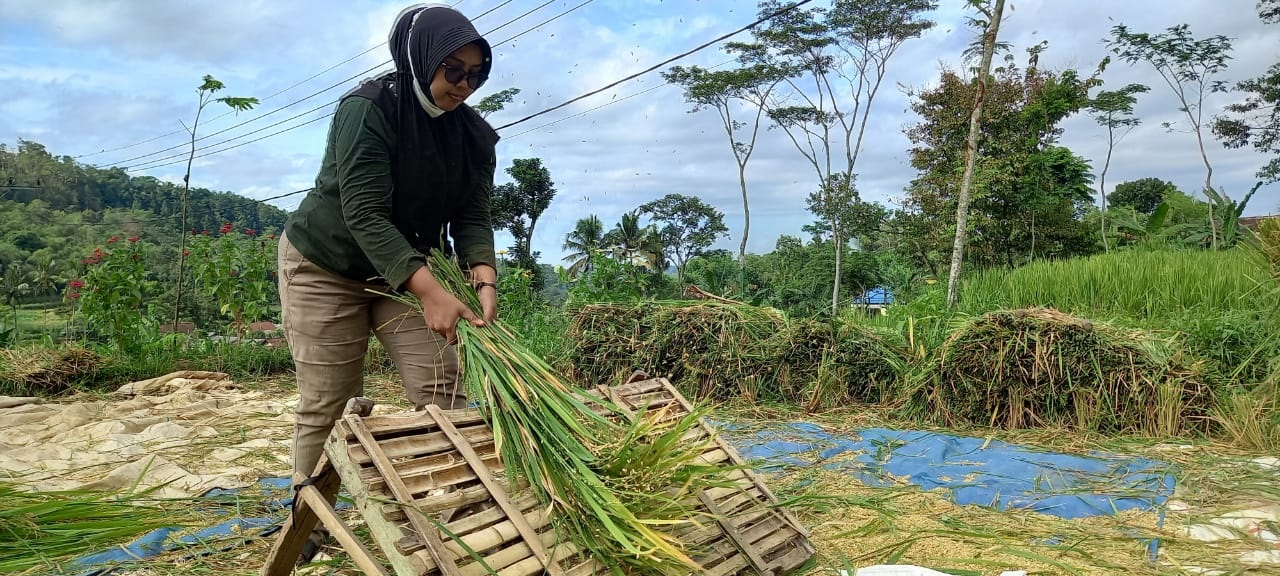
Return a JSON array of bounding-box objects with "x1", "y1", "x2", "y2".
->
[
  {"x1": 565, "y1": 301, "x2": 905, "y2": 407},
  {"x1": 382, "y1": 252, "x2": 735, "y2": 574},
  {"x1": 902, "y1": 308, "x2": 1214, "y2": 435}
]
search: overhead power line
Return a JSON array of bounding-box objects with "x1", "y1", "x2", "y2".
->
[
  {"x1": 89, "y1": 0, "x2": 522, "y2": 168},
  {"x1": 120, "y1": 0, "x2": 598, "y2": 172}
]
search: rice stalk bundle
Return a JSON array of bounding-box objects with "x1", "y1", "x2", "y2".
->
[
  {"x1": 903, "y1": 307, "x2": 1214, "y2": 435},
  {"x1": 0, "y1": 482, "x2": 179, "y2": 574},
  {"x1": 381, "y1": 252, "x2": 737, "y2": 574}
]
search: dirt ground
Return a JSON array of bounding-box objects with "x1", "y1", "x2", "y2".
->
[{"x1": 2, "y1": 373, "x2": 1278, "y2": 576}]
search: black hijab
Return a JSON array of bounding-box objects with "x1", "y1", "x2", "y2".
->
[{"x1": 350, "y1": 4, "x2": 499, "y2": 253}]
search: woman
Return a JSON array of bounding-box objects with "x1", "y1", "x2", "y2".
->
[{"x1": 278, "y1": 2, "x2": 500, "y2": 492}]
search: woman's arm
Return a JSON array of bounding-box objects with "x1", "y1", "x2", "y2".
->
[{"x1": 332, "y1": 97, "x2": 427, "y2": 291}]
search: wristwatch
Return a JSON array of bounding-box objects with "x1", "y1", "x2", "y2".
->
[{"x1": 473, "y1": 281, "x2": 497, "y2": 292}]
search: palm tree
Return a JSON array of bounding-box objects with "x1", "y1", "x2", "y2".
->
[
  {"x1": 606, "y1": 211, "x2": 664, "y2": 270},
  {"x1": 562, "y1": 215, "x2": 605, "y2": 277}
]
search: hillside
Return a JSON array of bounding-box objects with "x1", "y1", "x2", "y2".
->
[{"x1": 1, "y1": 139, "x2": 290, "y2": 243}]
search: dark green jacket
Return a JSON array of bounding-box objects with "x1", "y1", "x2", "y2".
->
[{"x1": 284, "y1": 96, "x2": 497, "y2": 289}]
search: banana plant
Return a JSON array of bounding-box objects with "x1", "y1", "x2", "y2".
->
[{"x1": 1205, "y1": 182, "x2": 1263, "y2": 248}]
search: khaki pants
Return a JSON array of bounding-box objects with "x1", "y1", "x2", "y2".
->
[{"x1": 278, "y1": 233, "x2": 464, "y2": 480}]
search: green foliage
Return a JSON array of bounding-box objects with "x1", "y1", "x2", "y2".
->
[
  {"x1": 71, "y1": 236, "x2": 161, "y2": 352},
  {"x1": 491, "y1": 157, "x2": 556, "y2": 285},
  {"x1": 186, "y1": 225, "x2": 279, "y2": 335},
  {"x1": 902, "y1": 45, "x2": 1101, "y2": 271},
  {"x1": 1110, "y1": 177, "x2": 1177, "y2": 214},
  {"x1": 474, "y1": 87, "x2": 521, "y2": 118},
  {"x1": 746, "y1": 235, "x2": 881, "y2": 318},
  {"x1": 1213, "y1": 61, "x2": 1280, "y2": 183},
  {"x1": 603, "y1": 211, "x2": 664, "y2": 271},
  {"x1": 561, "y1": 215, "x2": 606, "y2": 277},
  {"x1": 637, "y1": 193, "x2": 728, "y2": 282}
]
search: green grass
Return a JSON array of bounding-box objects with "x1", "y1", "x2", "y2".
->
[{"x1": 958, "y1": 246, "x2": 1271, "y2": 319}]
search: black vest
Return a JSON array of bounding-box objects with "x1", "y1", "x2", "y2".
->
[{"x1": 344, "y1": 73, "x2": 499, "y2": 256}]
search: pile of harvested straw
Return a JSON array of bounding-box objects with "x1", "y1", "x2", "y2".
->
[
  {"x1": 902, "y1": 308, "x2": 1214, "y2": 435},
  {"x1": 0, "y1": 345, "x2": 102, "y2": 395},
  {"x1": 565, "y1": 301, "x2": 905, "y2": 407}
]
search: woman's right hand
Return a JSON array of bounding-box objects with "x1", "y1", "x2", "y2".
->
[{"x1": 405, "y1": 266, "x2": 484, "y2": 344}]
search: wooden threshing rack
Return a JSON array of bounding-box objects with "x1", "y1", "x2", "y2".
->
[{"x1": 261, "y1": 374, "x2": 815, "y2": 576}]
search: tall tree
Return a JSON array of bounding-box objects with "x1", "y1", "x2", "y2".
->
[
  {"x1": 562, "y1": 215, "x2": 606, "y2": 278},
  {"x1": 662, "y1": 55, "x2": 783, "y2": 292},
  {"x1": 905, "y1": 46, "x2": 1098, "y2": 276},
  {"x1": 173, "y1": 75, "x2": 257, "y2": 330},
  {"x1": 1107, "y1": 24, "x2": 1234, "y2": 249},
  {"x1": 946, "y1": 0, "x2": 1006, "y2": 308},
  {"x1": 750, "y1": 0, "x2": 935, "y2": 314},
  {"x1": 637, "y1": 193, "x2": 728, "y2": 284},
  {"x1": 1089, "y1": 83, "x2": 1150, "y2": 251},
  {"x1": 491, "y1": 157, "x2": 556, "y2": 279},
  {"x1": 1214, "y1": 2, "x2": 1280, "y2": 183}
]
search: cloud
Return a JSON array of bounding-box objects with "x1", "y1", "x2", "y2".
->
[{"x1": 2, "y1": 0, "x2": 1276, "y2": 266}]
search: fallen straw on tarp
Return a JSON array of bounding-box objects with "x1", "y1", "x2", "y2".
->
[{"x1": 373, "y1": 251, "x2": 739, "y2": 575}]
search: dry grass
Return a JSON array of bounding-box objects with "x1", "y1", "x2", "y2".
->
[{"x1": 0, "y1": 344, "x2": 103, "y2": 396}]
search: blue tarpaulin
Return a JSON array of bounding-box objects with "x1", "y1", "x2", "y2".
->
[
  {"x1": 720, "y1": 422, "x2": 1176, "y2": 519},
  {"x1": 68, "y1": 477, "x2": 343, "y2": 576},
  {"x1": 66, "y1": 422, "x2": 1175, "y2": 573}
]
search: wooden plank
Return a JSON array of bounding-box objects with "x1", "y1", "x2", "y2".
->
[
  {"x1": 381, "y1": 483, "x2": 494, "y2": 519},
  {"x1": 707, "y1": 552, "x2": 753, "y2": 576},
  {"x1": 368, "y1": 453, "x2": 503, "y2": 497},
  {"x1": 347, "y1": 424, "x2": 496, "y2": 464},
  {"x1": 698, "y1": 490, "x2": 772, "y2": 575},
  {"x1": 298, "y1": 483, "x2": 392, "y2": 576},
  {"x1": 445, "y1": 493, "x2": 539, "y2": 538},
  {"x1": 357, "y1": 441, "x2": 496, "y2": 483},
  {"x1": 327, "y1": 429, "x2": 422, "y2": 576},
  {"x1": 425, "y1": 405, "x2": 565, "y2": 576},
  {"x1": 349, "y1": 413, "x2": 465, "y2": 576},
  {"x1": 260, "y1": 462, "x2": 342, "y2": 576},
  {"x1": 344, "y1": 409, "x2": 487, "y2": 438},
  {"x1": 456, "y1": 528, "x2": 566, "y2": 576}
]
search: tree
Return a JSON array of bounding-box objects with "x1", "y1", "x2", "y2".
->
[
  {"x1": 1213, "y1": 2, "x2": 1280, "y2": 183},
  {"x1": 561, "y1": 215, "x2": 605, "y2": 277},
  {"x1": 475, "y1": 87, "x2": 521, "y2": 119},
  {"x1": 491, "y1": 157, "x2": 556, "y2": 282},
  {"x1": 1111, "y1": 178, "x2": 1178, "y2": 214},
  {"x1": 1089, "y1": 83, "x2": 1150, "y2": 251},
  {"x1": 604, "y1": 211, "x2": 663, "y2": 271},
  {"x1": 749, "y1": 0, "x2": 935, "y2": 314},
  {"x1": 174, "y1": 75, "x2": 257, "y2": 331},
  {"x1": 905, "y1": 43, "x2": 1098, "y2": 277},
  {"x1": 662, "y1": 57, "x2": 783, "y2": 292},
  {"x1": 637, "y1": 193, "x2": 728, "y2": 284},
  {"x1": 1107, "y1": 24, "x2": 1234, "y2": 249},
  {"x1": 946, "y1": 0, "x2": 1005, "y2": 308}
]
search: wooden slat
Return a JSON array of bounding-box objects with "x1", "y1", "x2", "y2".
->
[
  {"x1": 381, "y1": 483, "x2": 499, "y2": 519},
  {"x1": 344, "y1": 409, "x2": 487, "y2": 438},
  {"x1": 348, "y1": 413, "x2": 464, "y2": 576},
  {"x1": 357, "y1": 441, "x2": 496, "y2": 483},
  {"x1": 425, "y1": 405, "x2": 565, "y2": 576},
  {"x1": 707, "y1": 552, "x2": 753, "y2": 576},
  {"x1": 456, "y1": 528, "x2": 567, "y2": 576},
  {"x1": 446, "y1": 493, "x2": 539, "y2": 537},
  {"x1": 260, "y1": 463, "x2": 343, "y2": 576},
  {"x1": 345, "y1": 423, "x2": 496, "y2": 464},
  {"x1": 369, "y1": 453, "x2": 503, "y2": 497},
  {"x1": 698, "y1": 490, "x2": 772, "y2": 574},
  {"x1": 298, "y1": 483, "x2": 392, "y2": 576}
]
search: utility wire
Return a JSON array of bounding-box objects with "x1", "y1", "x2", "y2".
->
[
  {"x1": 493, "y1": 0, "x2": 813, "y2": 131},
  {"x1": 95, "y1": 0, "x2": 522, "y2": 168},
  {"x1": 95, "y1": 0, "x2": 810, "y2": 224},
  {"x1": 121, "y1": 0, "x2": 597, "y2": 172}
]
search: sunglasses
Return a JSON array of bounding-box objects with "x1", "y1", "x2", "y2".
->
[{"x1": 439, "y1": 62, "x2": 488, "y2": 90}]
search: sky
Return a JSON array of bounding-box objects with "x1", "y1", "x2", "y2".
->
[{"x1": 1, "y1": 0, "x2": 1277, "y2": 266}]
